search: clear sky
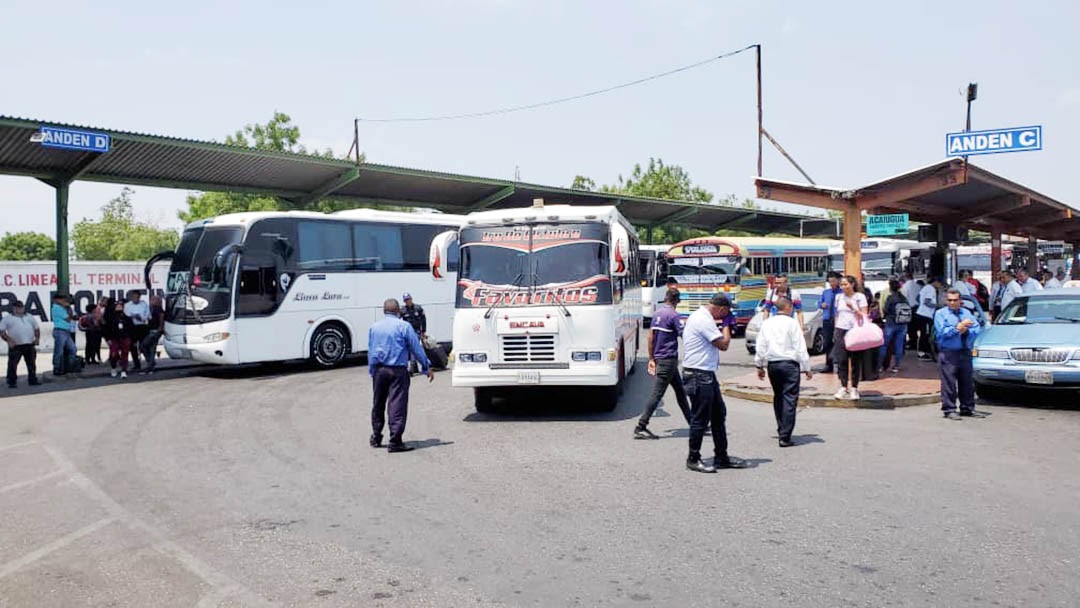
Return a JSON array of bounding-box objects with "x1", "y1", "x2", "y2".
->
[{"x1": 2, "y1": 0, "x2": 1078, "y2": 235}]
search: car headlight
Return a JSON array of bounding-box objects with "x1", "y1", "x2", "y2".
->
[
  {"x1": 973, "y1": 348, "x2": 1008, "y2": 359},
  {"x1": 203, "y1": 332, "x2": 230, "y2": 342}
]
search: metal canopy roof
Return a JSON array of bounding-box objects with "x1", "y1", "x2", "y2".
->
[
  {"x1": 756, "y1": 158, "x2": 1080, "y2": 241},
  {"x1": 0, "y1": 115, "x2": 839, "y2": 237}
]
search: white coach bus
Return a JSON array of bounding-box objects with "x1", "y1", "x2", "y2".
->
[
  {"x1": 158, "y1": 209, "x2": 464, "y2": 366},
  {"x1": 639, "y1": 244, "x2": 671, "y2": 326},
  {"x1": 428, "y1": 202, "x2": 642, "y2": 411}
]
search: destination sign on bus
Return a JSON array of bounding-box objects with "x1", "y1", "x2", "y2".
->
[{"x1": 683, "y1": 244, "x2": 720, "y2": 255}]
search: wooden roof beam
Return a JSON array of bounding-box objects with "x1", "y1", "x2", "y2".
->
[
  {"x1": 755, "y1": 181, "x2": 851, "y2": 212},
  {"x1": 855, "y1": 165, "x2": 967, "y2": 210}
]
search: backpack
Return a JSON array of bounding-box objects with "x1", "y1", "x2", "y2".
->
[{"x1": 893, "y1": 301, "x2": 913, "y2": 324}]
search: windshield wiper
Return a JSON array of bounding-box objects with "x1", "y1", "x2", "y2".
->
[
  {"x1": 1053, "y1": 316, "x2": 1080, "y2": 323},
  {"x1": 531, "y1": 259, "x2": 571, "y2": 318},
  {"x1": 484, "y1": 259, "x2": 527, "y2": 320}
]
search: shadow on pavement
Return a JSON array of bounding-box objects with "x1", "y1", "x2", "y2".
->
[
  {"x1": 462, "y1": 362, "x2": 652, "y2": 423},
  {"x1": 790, "y1": 434, "x2": 826, "y2": 446},
  {"x1": 0, "y1": 360, "x2": 209, "y2": 399},
  {"x1": 409, "y1": 438, "x2": 455, "y2": 450}
]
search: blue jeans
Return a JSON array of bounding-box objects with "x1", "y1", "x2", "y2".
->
[
  {"x1": 879, "y1": 322, "x2": 907, "y2": 369},
  {"x1": 52, "y1": 329, "x2": 77, "y2": 374}
]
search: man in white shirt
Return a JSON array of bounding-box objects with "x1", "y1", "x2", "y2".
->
[
  {"x1": 1, "y1": 301, "x2": 41, "y2": 388},
  {"x1": 1016, "y1": 268, "x2": 1043, "y2": 293},
  {"x1": 123, "y1": 290, "x2": 151, "y2": 371},
  {"x1": 761, "y1": 274, "x2": 805, "y2": 332},
  {"x1": 999, "y1": 270, "x2": 1024, "y2": 312},
  {"x1": 915, "y1": 277, "x2": 942, "y2": 359},
  {"x1": 1045, "y1": 268, "x2": 1064, "y2": 289},
  {"x1": 681, "y1": 294, "x2": 747, "y2": 473},
  {"x1": 754, "y1": 297, "x2": 813, "y2": 448},
  {"x1": 900, "y1": 273, "x2": 922, "y2": 350}
]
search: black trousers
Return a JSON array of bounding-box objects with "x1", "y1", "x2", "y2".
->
[
  {"x1": 6, "y1": 344, "x2": 37, "y2": 386},
  {"x1": 820, "y1": 318, "x2": 835, "y2": 368},
  {"x1": 683, "y1": 369, "x2": 728, "y2": 462},
  {"x1": 832, "y1": 328, "x2": 862, "y2": 389},
  {"x1": 637, "y1": 357, "x2": 691, "y2": 429},
  {"x1": 372, "y1": 365, "x2": 410, "y2": 444},
  {"x1": 85, "y1": 330, "x2": 102, "y2": 363},
  {"x1": 767, "y1": 360, "x2": 800, "y2": 442},
  {"x1": 915, "y1": 316, "x2": 933, "y2": 355},
  {"x1": 938, "y1": 350, "x2": 975, "y2": 413},
  {"x1": 130, "y1": 325, "x2": 149, "y2": 369}
]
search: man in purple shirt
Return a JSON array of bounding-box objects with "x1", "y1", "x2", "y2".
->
[{"x1": 634, "y1": 289, "x2": 692, "y2": 439}]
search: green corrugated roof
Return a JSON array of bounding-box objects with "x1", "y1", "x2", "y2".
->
[{"x1": 0, "y1": 115, "x2": 840, "y2": 237}]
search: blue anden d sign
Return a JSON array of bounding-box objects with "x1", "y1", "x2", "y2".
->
[
  {"x1": 37, "y1": 125, "x2": 111, "y2": 154},
  {"x1": 946, "y1": 126, "x2": 1041, "y2": 157}
]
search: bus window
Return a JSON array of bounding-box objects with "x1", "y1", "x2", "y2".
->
[
  {"x1": 299, "y1": 221, "x2": 353, "y2": 271},
  {"x1": 353, "y1": 223, "x2": 404, "y2": 271},
  {"x1": 237, "y1": 253, "x2": 280, "y2": 316}
]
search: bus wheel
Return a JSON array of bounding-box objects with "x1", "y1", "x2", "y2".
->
[
  {"x1": 474, "y1": 388, "x2": 494, "y2": 413},
  {"x1": 311, "y1": 323, "x2": 350, "y2": 368},
  {"x1": 601, "y1": 343, "x2": 625, "y2": 411}
]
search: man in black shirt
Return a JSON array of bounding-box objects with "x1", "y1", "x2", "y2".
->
[{"x1": 401, "y1": 293, "x2": 427, "y2": 374}]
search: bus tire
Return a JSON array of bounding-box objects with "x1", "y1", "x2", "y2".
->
[
  {"x1": 310, "y1": 323, "x2": 350, "y2": 368},
  {"x1": 601, "y1": 342, "x2": 625, "y2": 411},
  {"x1": 474, "y1": 388, "x2": 494, "y2": 413}
]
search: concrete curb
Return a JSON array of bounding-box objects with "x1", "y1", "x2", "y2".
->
[{"x1": 721, "y1": 382, "x2": 941, "y2": 410}]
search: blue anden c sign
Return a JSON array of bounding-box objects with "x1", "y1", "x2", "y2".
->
[{"x1": 946, "y1": 126, "x2": 1041, "y2": 157}]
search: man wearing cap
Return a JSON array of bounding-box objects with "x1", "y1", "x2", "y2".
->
[
  {"x1": 400, "y1": 293, "x2": 427, "y2": 374},
  {"x1": 1, "y1": 301, "x2": 41, "y2": 388},
  {"x1": 50, "y1": 293, "x2": 77, "y2": 376},
  {"x1": 368, "y1": 298, "x2": 434, "y2": 452}
]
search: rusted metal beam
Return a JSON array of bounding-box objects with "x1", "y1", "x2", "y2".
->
[
  {"x1": 755, "y1": 181, "x2": 849, "y2": 212},
  {"x1": 855, "y1": 165, "x2": 967, "y2": 210}
]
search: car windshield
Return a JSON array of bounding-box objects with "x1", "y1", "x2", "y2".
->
[
  {"x1": 666, "y1": 256, "x2": 740, "y2": 285},
  {"x1": 166, "y1": 226, "x2": 243, "y2": 324},
  {"x1": 996, "y1": 296, "x2": 1080, "y2": 324}
]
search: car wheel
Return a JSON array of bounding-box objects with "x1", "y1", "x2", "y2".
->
[
  {"x1": 310, "y1": 323, "x2": 350, "y2": 368},
  {"x1": 811, "y1": 329, "x2": 825, "y2": 355}
]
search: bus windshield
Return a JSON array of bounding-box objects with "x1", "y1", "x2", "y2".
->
[
  {"x1": 666, "y1": 255, "x2": 740, "y2": 285},
  {"x1": 639, "y1": 250, "x2": 657, "y2": 287},
  {"x1": 167, "y1": 226, "x2": 243, "y2": 324},
  {"x1": 831, "y1": 251, "x2": 895, "y2": 277},
  {"x1": 457, "y1": 223, "x2": 612, "y2": 307}
]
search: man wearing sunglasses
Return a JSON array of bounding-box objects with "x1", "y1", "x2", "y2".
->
[{"x1": 933, "y1": 289, "x2": 985, "y2": 421}]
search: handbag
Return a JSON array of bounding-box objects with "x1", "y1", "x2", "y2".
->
[{"x1": 844, "y1": 316, "x2": 884, "y2": 351}]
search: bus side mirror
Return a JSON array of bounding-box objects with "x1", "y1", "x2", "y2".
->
[
  {"x1": 429, "y1": 230, "x2": 458, "y2": 281},
  {"x1": 610, "y1": 225, "x2": 630, "y2": 277},
  {"x1": 213, "y1": 244, "x2": 243, "y2": 270}
]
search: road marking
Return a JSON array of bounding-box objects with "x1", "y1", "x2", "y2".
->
[
  {"x1": 0, "y1": 440, "x2": 38, "y2": 453},
  {"x1": 39, "y1": 444, "x2": 274, "y2": 607},
  {"x1": 0, "y1": 517, "x2": 115, "y2": 579},
  {"x1": 0, "y1": 469, "x2": 66, "y2": 494}
]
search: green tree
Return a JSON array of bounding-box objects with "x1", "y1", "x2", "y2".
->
[
  {"x1": 179, "y1": 112, "x2": 373, "y2": 224},
  {"x1": 570, "y1": 175, "x2": 596, "y2": 191},
  {"x1": 72, "y1": 188, "x2": 179, "y2": 260},
  {"x1": 0, "y1": 232, "x2": 56, "y2": 260}
]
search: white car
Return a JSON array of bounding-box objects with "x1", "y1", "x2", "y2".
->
[{"x1": 744, "y1": 288, "x2": 826, "y2": 355}]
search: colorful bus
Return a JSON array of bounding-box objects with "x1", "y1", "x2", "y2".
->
[{"x1": 666, "y1": 237, "x2": 830, "y2": 330}]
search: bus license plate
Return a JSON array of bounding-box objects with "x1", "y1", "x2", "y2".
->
[
  {"x1": 517, "y1": 371, "x2": 540, "y2": 384},
  {"x1": 1024, "y1": 370, "x2": 1053, "y2": 385}
]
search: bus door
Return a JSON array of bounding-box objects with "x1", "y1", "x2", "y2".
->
[{"x1": 234, "y1": 251, "x2": 289, "y2": 360}]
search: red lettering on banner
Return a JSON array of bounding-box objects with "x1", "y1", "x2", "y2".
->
[{"x1": 2, "y1": 274, "x2": 11, "y2": 287}]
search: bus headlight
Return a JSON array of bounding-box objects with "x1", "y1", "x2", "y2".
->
[
  {"x1": 203, "y1": 332, "x2": 231, "y2": 343},
  {"x1": 459, "y1": 353, "x2": 487, "y2": 363},
  {"x1": 572, "y1": 351, "x2": 603, "y2": 362}
]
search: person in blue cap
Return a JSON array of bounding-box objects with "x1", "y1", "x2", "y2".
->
[{"x1": 400, "y1": 293, "x2": 427, "y2": 374}]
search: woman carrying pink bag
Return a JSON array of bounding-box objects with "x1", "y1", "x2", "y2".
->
[{"x1": 831, "y1": 275, "x2": 872, "y2": 400}]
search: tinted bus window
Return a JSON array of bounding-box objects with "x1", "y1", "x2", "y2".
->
[
  {"x1": 299, "y1": 221, "x2": 353, "y2": 271},
  {"x1": 353, "y1": 223, "x2": 404, "y2": 271}
]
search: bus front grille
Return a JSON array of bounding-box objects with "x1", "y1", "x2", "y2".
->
[{"x1": 501, "y1": 334, "x2": 557, "y2": 362}]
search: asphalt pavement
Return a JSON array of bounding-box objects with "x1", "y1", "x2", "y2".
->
[{"x1": 1, "y1": 337, "x2": 1078, "y2": 607}]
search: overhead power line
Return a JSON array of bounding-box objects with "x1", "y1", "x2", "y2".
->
[{"x1": 356, "y1": 45, "x2": 757, "y2": 123}]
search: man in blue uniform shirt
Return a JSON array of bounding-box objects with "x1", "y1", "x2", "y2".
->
[
  {"x1": 634, "y1": 288, "x2": 691, "y2": 439},
  {"x1": 368, "y1": 298, "x2": 434, "y2": 452},
  {"x1": 933, "y1": 288, "x2": 985, "y2": 421}
]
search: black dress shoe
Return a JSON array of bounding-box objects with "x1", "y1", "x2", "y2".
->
[
  {"x1": 960, "y1": 410, "x2": 987, "y2": 418},
  {"x1": 944, "y1": 412, "x2": 962, "y2": 420},
  {"x1": 778, "y1": 439, "x2": 794, "y2": 448},
  {"x1": 369, "y1": 435, "x2": 383, "y2": 448},
  {"x1": 387, "y1": 443, "x2": 415, "y2": 453},
  {"x1": 686, "y1": 460, "x2": 716, "y2": 474},
  {"x1": 715, "y1": 456, "x2": 749, "y2": 469}
]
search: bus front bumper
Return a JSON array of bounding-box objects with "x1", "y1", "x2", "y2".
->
[
  {"x1": 452, "y1": 363, "x2": 619, "y2": 388},
  {"x1": 163, "y1": 325, "x2": 240, "y2": 365}
]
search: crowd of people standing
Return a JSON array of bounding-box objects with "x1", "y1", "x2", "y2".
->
[{"x1": 2, "y1": 289, "x2": 165, "y2": 388}]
